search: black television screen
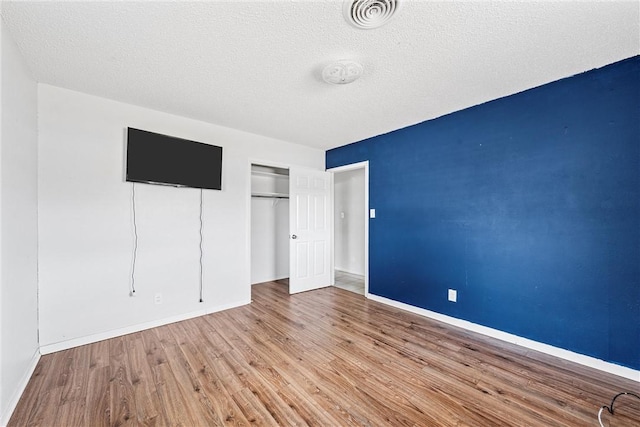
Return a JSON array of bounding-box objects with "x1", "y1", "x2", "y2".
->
[{"x1": 126, "y1": 128, "x2": 222, "y2": 190}]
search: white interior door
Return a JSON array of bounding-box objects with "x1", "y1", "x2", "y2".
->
[{"x1": 289, "y1": 167, "x2": 332, "y2": 294}]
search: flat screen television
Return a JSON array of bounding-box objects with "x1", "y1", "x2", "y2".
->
[{"x1": 126, "y1": 128, "x2": 222, "y2": 190}]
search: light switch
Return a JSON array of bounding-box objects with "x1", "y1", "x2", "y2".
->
[{"x1": 370, "y1": 209, "x2": 376, "y2": 218}]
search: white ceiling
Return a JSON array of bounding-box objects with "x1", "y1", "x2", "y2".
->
[{"x1": 2, "y1": 1, "x2": 638, "y2": 150}]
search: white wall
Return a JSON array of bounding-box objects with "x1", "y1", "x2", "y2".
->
[
  {"x1": 1, "y1": 21, "x2": 4, "y2": 422},
  {"x1": 38, "y1": 85, "x2": 324, "y2": 352},
  {"x1": 334, "y1": 169, "x2": 365, "y2": 275},
  {"x1": 0, "y1": 20, "x2": 40, "y2": 427}
]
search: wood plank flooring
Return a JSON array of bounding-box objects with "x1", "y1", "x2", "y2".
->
[{"x1": 9, "y1": 281, "x2": 640, "y2": 426}]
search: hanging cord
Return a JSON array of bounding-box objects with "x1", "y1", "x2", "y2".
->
[
  {"x1": 199, "y1": 188, "x2": 204, "y2": 303},
  {"x1": 130, "y1": 182, "x2": 138, "y2": 296},
  {"x1": 598, "y1": 392, "x2": 640, "y2": 426}
]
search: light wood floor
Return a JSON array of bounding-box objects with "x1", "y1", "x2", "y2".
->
[
  {"x1": 9, "y1": 281, "x2": 640, "y2": 426},
  {"x1": 334, "y1": 270, "x2": 365, "y2": 295}
]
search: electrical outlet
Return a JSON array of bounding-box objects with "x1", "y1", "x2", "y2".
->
[
  {"x1": 370, "y1": 208, "x2": 376, "y2": 218},
  {"x1": 154, "y1": 293, "x2": 163, "y2": 305},
  {"x1": 448, "y1": 289, "x2": 457, "y2": 303}
]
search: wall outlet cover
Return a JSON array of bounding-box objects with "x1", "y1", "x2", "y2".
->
[{"x1": 448, "y1": 289, "x2": 457, "y2": 302}]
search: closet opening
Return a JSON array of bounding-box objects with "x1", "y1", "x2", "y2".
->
[{"x1": 250, "y1": 164, "x2": 290, "y2": 290}]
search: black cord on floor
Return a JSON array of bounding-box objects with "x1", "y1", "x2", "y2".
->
[{"x1": 598, "y1": 391, "x2": 640, "y2": 426}]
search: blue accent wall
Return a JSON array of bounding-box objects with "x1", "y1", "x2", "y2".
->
[{"x1": 327, "y1": 57, "x2": 640, "y2": 370}]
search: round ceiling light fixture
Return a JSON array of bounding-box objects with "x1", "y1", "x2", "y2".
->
[
  {"x1": 344, "y1": 0, "x2": 401, "y2": 29},
  {"x1": 322, "y1": 60, "x2": 364, "y2": 85}
]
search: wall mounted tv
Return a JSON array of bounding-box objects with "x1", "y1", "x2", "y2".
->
[{"x1": 126, "y1": 128, "x2": 222, "y2": 190}]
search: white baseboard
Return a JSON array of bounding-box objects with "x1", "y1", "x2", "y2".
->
[
  {"x1": 0, "y1": 348, "x2": 41, "y2": 427},
  {"x1": 367, "y1": 293, "x2": 640, "y2": 382},
  {"x1": 40, "y1": 298, "x2": 250, "y2": 355},
  {"x1": 251, "y1": 276, "x2": 288, "y2": 285}
]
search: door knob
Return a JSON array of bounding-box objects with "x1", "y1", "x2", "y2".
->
[{"x1": 291, "y1": 234, "x2": 297, "y2": 239}]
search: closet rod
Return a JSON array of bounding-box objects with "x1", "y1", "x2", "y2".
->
[{"x1": 251, "y1": 194, "x2": 289, "y2": 199}]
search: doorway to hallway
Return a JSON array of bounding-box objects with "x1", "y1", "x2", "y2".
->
[{"x1": 329, "y1": 162, "x2": 368, "y2": 296}]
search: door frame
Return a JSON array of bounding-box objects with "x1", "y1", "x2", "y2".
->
[{"x1": 327, "y1": 161, "x2": 369, "y2": 296}]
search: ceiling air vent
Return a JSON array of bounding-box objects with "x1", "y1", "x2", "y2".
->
[{"x1": 344, "y1": 0, "x2": 401, "y2": 29}]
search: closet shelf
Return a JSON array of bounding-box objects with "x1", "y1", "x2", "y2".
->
[
  {"x1": 251, "y1": 192, "x2": 289, "y2": 199},
  {"x1": 251, "y1": 170, "x2": 289, "y2": 178}
]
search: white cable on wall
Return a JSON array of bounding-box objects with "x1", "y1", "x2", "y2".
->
[{"x1": 130, "y1": 183, "x2": 206, "y2": 302}]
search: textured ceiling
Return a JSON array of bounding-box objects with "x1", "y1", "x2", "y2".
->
[{"x1": 2, "y1": 1, "x2": 638, "y2": 150}]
